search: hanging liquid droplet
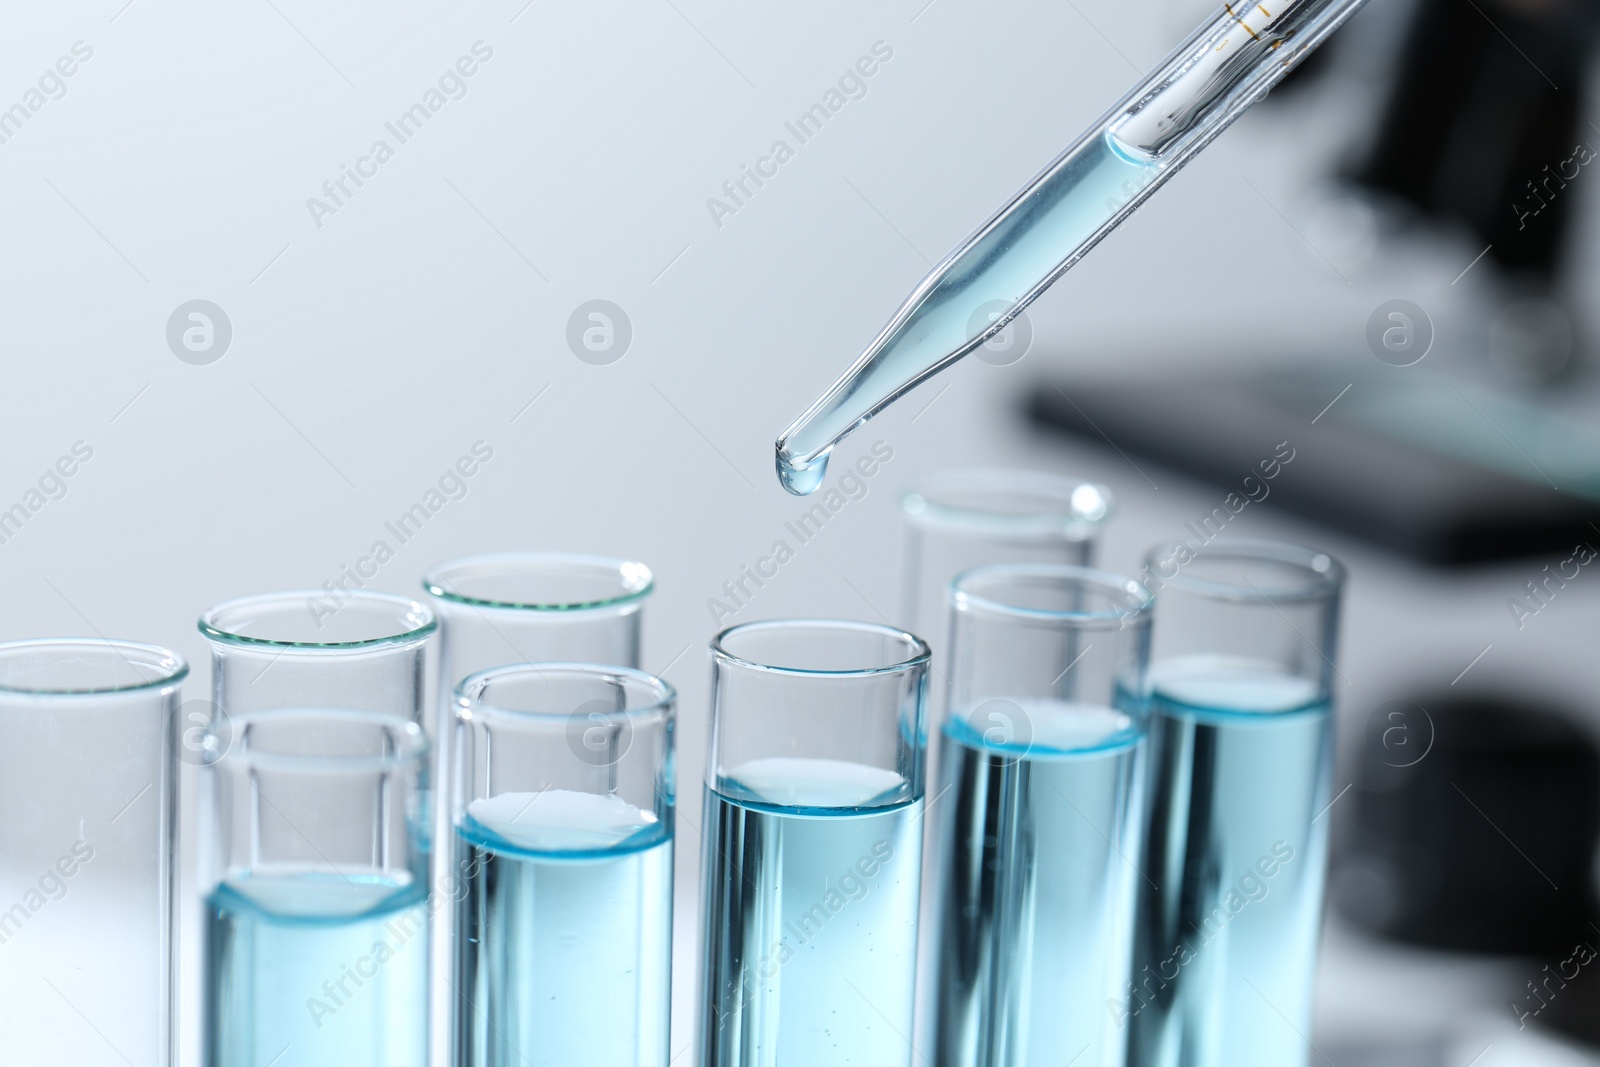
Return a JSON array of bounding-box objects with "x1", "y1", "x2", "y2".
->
[{"x1": 776, "y1": 448, "x2": 830, "y2": 496}]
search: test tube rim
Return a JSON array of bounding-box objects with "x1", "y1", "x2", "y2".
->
[
  {"x1": 949, "y1": 563, "x2": 1153, "y2": 628},
  {"x1": 1143, "y1": 538, "x2": 1346, "y2": 604},
  {"x1": 0, "y1": 636, "x2": 189, "y2": 696},
  {"x1": 712, "y1": 617, "x2": 931, "y2": 679},
  {"x1": 199, "y1": 589, "x2": 437, "y2": 649},
  {"x1": 901, "y1": 468, "x2": 1113, "y2": 540},
  {"x1": 205, "y1": 706, "x2": 429, "y2": 773},
  {"x1": 454, "y1": 661, "x2": 677, "y2": 726},
  {"x1": 423, "y1": 551, "x2": 654, "y2": 612}
]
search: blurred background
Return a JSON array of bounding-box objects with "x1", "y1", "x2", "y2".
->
[{"x1": 4, "y1": 0, "x2": 1600, "y2": 1063}]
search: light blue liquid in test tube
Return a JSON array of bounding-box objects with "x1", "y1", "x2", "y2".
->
[
  {"x1": 1128, "y1": 543, "x2": 1343, "y2": 1067},
  {"x1": 929, "y1": 566, "x2": 1152, "y2": 1067},
  {"x1": 702, "y1": 759, "x2": 924, "y2": 1062},
  {"x1": 200, "y1": 709, "x2": 433, "y2": 1067},
  {"x1": 1136, "y1": 658, "x2": 1329, "y2": 1063},
  {"x1": 698, "y1": 620, "x2": 930, "y2": 1067},
  {"x1": 938, "y1": 708, "x2": 1142, "y2": 1064},
  {"x1": 454, "y1": 792, "x2": 673, "y2": 1066},
  {"x1": 206, "y1": 874, "x2": 430, "y2": 1066}
]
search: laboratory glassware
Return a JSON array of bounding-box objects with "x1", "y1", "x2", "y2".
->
[
  {"x1": 775, "y1": 0, "x2": 1372, "y2": 494},
  {"x1": 900, "y1": 474, "x2": 1114, "y2": 1054},
  {"x1": 423, "y1": 552, "x2": 652, "y2": 1063},
  {"x1": 201, "y1": 708, "x2": 431, "y2": 1067},
  {"x1": 453, "y1": 663, "x2": 675, "y2": 1067},
  {"x1": 900, "y1": 468, "x2": 1112, "y2": 688},
  {"x1": 1128, "y1": 539, "x2": 1343, "y2": 1067},
  {"x1": 199, "y1": 588, "x2": 438, "y2": 1062},
  {"x1": 928, "y1": 565, "x2": 1151, "y2": 1067},
  {"x1": 199, "y1": 590, "x2": 436, "y2": 723},
  {"x1": 0, "y1": 638, "x2": 186, "y2": 1066},
  {"x1": 698, "y1": 619, "x2": 930, "y2": 1067},
  {"x1": 423, "y1": 551, "x2": 652, "y2": 734}
]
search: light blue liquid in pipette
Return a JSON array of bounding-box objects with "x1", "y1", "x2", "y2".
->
[
  {"x1": 454, "y1": 790, "x2": 672, "y2": 1067},
  {"x1": 930, "y1": 700, "x2": 1145, "y2": 1067},
  {"x1": 205, "y1": 872, "x2": 429, "y2": 1067},
  {"x1": 1127, "y1": 655, "x2": 1332, "y2": 1067},
  {"x1": 699, "y1": 757, "x2": 924, "y2": 1067},
  {"x1": 777, "y1": 129, "x2": 1160, "y2": 494}
]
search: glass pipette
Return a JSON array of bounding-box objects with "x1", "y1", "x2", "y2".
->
[{"x1": 775, "y1": 0, "x2": 1372, "y2": 495}]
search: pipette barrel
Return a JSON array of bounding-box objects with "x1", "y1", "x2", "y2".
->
[{"x1": 775, "y1": 0, "x2": 1371, "y2": 495}]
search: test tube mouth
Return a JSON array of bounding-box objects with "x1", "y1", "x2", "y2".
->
[
  {"x1": 1142, "y1": 538, "x2": 1345, "y2": 603},
  {"x1": 423, "y1": 552, "x2": 654, "y2": 612},
  {"x1": 950, "y1": 564, "x2": 1153, "y2": 628},
  {"x1": 902, "y1": 469, "x2": 1113, "y2": 540},
  {"x1": 199, "y1": 590, "x2": 437, "y2": 649},
  {"x1": 713, "y1": 618, "x2": 931, "y2": 678},
  {"x1": 455, "y1": 662, "x2": 675, "y2": 724},
  {"x1": 0, "y1": 638, "x2": 188, "y2": 696},
  {"x1": 207, "y1": 707, "x2": 428, "y2": 772}
]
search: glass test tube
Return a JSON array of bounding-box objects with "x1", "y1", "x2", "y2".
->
[
  {"x1": 900, "y1": 470, "x2": 1113, "y2": 1055},
  {"x1": 698, "y1": 619, "x2": 930, "y2": 1067},
  {"x1": 423, "y1": 552, "x2": 652, "y2": 732},
  {"x1": 200, "y1": 709, "x2": 431, "y2": 1067},
  {"x1": 900, "y1": 470, "x2": 1113, "y2": 651},
  {"x1": 199, "y1": 590, "x2": 437, "y2": 723},
  {"x1": 0, "y1": 639, "x2": 186, "y2": 1066},
  {"x1": 196, "y1": 591, "x2": 441, "y2": 1067},
  {"x1": 453, "y1": 663, "x2": 675, "y2": 1067},
  {"x1": 1128, "y1": 540, "x2": 1344, "y2": 1067},
  {"x1": 929, "y1": 566, "x2": 1152, "y2": 1067},
  {"x1": 423, "y1": 553, "x2": 652, "y2": 1064}
]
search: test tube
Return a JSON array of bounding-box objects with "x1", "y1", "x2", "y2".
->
[
  {"x1": 452, "y1": 663, "x2": 675, "y2": 1067},
  {"x1": 422, "y1": 552, "x2": 653, "y2": 735},
  {"x1": 200, "y1": 709, "x2": 431, "y2": 1067},
  {"x1": 901, "y1": 470, "x2": 1113, "y2": 1050},
  {"x1": 928, "y1": 565, "x2": 1152, "y2": 1067},
  {"x1": 1128, "y1": 540, "x2": 1344, "y2": 1067},
  {"x1": 698, "y1": 619, "x2": 929, "y2": 1067},
  {"x1": 422, "y1": 552, "x2": 652, "y2": 1062},
  {"x1": 900, "y1": 470, "x2": 1112, "y2": 688},
  {"x1": 199, "y1": 590, "x2": 437, "y2": 723},
  {"x1": 198, "y1": 591, "x2": 438, "y2": 1067},
  {"x1": 0, "y1": 638, "x2": 186, "y2": 1066}
]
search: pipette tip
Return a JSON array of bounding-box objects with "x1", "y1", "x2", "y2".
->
[{"x1": 775, "y1": 449, "x2": 829, "y2": 496}]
